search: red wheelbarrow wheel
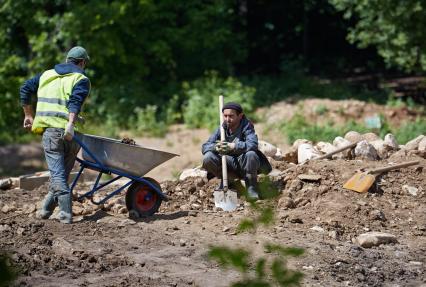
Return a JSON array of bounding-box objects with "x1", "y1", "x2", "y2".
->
[{"x1": 125, "y1": 177, "x2": 162, "y2": 218}]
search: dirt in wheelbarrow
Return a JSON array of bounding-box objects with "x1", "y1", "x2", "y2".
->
[{"x1": 1, "y1": 155, "x2": 426, "y2": 286}]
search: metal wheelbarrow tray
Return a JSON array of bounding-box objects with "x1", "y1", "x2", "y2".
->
[{"x1": 70, "y1": 134, "x2": 178, "y2": 218}]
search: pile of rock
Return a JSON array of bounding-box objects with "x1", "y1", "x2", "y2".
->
[{"x1": 281, "y1": 132, "x2": 425, "y2": 163}]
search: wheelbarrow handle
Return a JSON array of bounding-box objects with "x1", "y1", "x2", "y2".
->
[{"x1": 72, "y1": 134, "x2": 105, "y2": 168}]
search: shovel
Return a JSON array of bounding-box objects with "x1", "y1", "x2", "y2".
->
[
  {"x1": 343, "y1": 160, "x2": 419, "y2": 193},
  {"x1": 213, "y1": 95, "x2": 239, "y2": 211},
  {"x1": 299, "y1": 141, "x2": 359, "y2": 165}
]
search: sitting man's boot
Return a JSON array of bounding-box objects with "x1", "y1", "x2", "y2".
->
[
  {"x1": 36, "y1": 191, "x2": 57, "y2": 219},
  {"x1": 244, "y1": 174, "x2": 259, "y2": 201},
  {"x1": 57, "y1": 193, "x2": 73, "y2": 224}
]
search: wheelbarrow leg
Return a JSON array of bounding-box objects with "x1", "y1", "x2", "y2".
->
[{"x1": 70, "y1": 164, "x2": 85, "y2": 194}]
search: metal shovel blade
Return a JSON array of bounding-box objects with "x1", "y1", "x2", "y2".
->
[
  {"x1": 213, "y1": 189, "x2": 238, "y2": 211},
  {"x1": 343, "y1": 172, "x2": 376, "y2": 193}
]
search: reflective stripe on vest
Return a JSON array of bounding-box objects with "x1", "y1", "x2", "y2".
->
[{"x1": 31, "y1": 69, "x2": 88, "y2": 134}]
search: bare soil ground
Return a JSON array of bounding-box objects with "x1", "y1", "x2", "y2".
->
[
  {"x1": 0, "y1": 99, "x2": 425, "y2": 286},
  {"x1": 1, "y1": 155, "x2": 425, "y2": 286}
]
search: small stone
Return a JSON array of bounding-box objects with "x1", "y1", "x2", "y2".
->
[
  {"x1": 188, "y1": 211, "x2": 198, "y2": 217},
  {"x1": 302, "y1": 265, "x2": 314, "y2": 270},
  {"x1": 277, "y1": 196, "x2": 295, "y2": 209},
  {"x1": 356, "y1": 232, "x2": 397, "y2": 248},
  {"x1": 370, "y1": 210, "x2": 386, "y2": 221},
  {"x1": 289, "y1": 217, "x2": 303, "y2": 224},
  {"x1": 0, "y1": 225, "x2": 11, "y2": 232},
  {"x1": 179, "y1": 239, "x2": 186, "y2": 247},
  {"x1": 23, "y1": 203, "x2": 36, "y2": 214},
  {"x1": 0, "y1": 178, "x2": 13, "y2": 190},
  {"x1": 1, "y1": 204, "x2": 16, "y2": 213},
  {"x1": 180, "y1": 204, "x2": 190, "y2": 211},
  {"x1": 298, "y1": 174, "x2": 322, "y2": 181},
  {"x1": 328, "y1": 230, "x2": 339, "y2": 240},
  {"x1": 402, "y1": 185, "x2": 418, "y2": 196},
  {"x1": 288, "y1": 179, "x2": 303, "y2": 192},
  {"x1": 189, "y1": 195, "x2": 198, "y2": 203},
  {"x1": 282, "y1": 148, "x2": 298, "y2": 164},
  {"x1": 223, "y1": 226, "x2": 230, "y2": 232},
  {"x1": 310, "y1": 225, "x2": 324, "y2": 232},
  {"x1": 195, "y1": 178, "x2": 205, "y2": 187},
  {"x1": 16, "y1": 227, "x2": 25, "y2": 236}
]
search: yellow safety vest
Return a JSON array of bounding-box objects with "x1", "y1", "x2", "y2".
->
[{"x1": 31, "y1": 69, "x2": 89, "y2": 134}]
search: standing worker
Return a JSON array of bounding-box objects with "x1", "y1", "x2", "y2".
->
[
  {"x1": 201, "y1": 102, "x2": 272, "y2": 200},
  {"x1": 20, "y1": 46, "x2": 91, "y2": 224}
]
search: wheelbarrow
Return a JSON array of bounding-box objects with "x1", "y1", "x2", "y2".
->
[{"x1": 70, "y1": 134, "x2": 178, "y2": 218}]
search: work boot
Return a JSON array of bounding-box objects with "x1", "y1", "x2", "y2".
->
[
  {"x1": 57, "y1": 193, "x2": 73, "y2": 224},
  {"x1": 244, "y1": 174, "x2": 259, "y2": 201},
  {"x1": 36, "y1": 191, "x2": 57, "y2": 219}
]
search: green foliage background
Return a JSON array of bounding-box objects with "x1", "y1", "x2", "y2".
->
[{"x1": 0, "y1": 0, "x2": 425, "y2": 143}]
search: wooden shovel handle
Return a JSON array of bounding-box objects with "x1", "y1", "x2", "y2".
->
[
  {"x1": 219, "y1": 95, "x2": 228, "y2": 190},
  {"x1": 316, "y1": 141, "x2": 359, "y2": 160},
  {"x1": 369, "y1": 160, "x2": 420, "y2": 174}
]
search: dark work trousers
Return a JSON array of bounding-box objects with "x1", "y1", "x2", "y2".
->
[{"x1": 202, "y1": 151, "x2": 260, "y2": 179}]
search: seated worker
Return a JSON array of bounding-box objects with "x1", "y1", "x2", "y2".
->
[{"x1": 201, "y1": 102, "x2": 272, "y2": 200}]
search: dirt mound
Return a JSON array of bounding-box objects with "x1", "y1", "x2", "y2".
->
[{"x1": 259, "y1": 98, "x2": 423, "y2": 128}]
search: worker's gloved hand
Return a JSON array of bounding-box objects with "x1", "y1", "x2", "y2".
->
[
  {"x1": 64, "y1": 122, "x2": 74, "y2": 141},
  {"x1": 215, "y1": 141, "x2": 236, "y2": 155}
]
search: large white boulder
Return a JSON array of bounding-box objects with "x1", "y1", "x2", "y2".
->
[
  {"x1": 333, "y1": 137, "x2": 353, "y2": 159},
  {"x1": 370, "y1": 139, "x2": 392, "y2": 159},
  {"x1": 316, "y1": 141, "x2": 336, "y2": 155},
  {"x1": 362, "y1": 132, "x2": 380, "y2": 142},
  {"x1": 258, "y1": 140, "x2": 278, "y2": 157},
  {"x1": 344, "y1": 131, "x2": 362, "y2": 143},
  {"x1": 292, "y1": 139, "x2": 312, "y2": 150},
  {"x1": 297, "y1": 143, "x2": 321, "y2": 163},
  {"x1": 405, "y1": 135, "x2": 425, "y2": 150},
  {"x1": 179, "y1": 167, "x2": 208, "y2": 181},
  {"x1": 354, "y1": 140, "x2": 379, "y2": 160},
  {"x1": 419, "y1": 136, "x2": 426, "y2": 152}
]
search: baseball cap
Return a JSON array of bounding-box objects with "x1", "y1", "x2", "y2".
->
[{"x1": 66, "y1": 46, "x2": 90, "y2": 61}]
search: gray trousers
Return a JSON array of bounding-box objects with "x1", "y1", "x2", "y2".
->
[
  {"x1": 202, "y1": 151, "x2": 260, "y2": 179},
  {"x1": 41, "y1": 128, "x2": 80, "y2": 216}
]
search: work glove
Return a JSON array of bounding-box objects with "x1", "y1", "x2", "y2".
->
[
  {"x1": 215, "y1": 141, "x2": 236, "y2": 155},
  {"x1": 64, "y1": 122, "x2": 74, "y2": 141}
]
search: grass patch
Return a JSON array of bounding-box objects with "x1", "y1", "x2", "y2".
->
[
  {"x1": 394, "y1": 118, "x2": 426, "y2": 144},
  {"x1": 279, "y1": 113, "x2": 425, "y2": 144}
]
